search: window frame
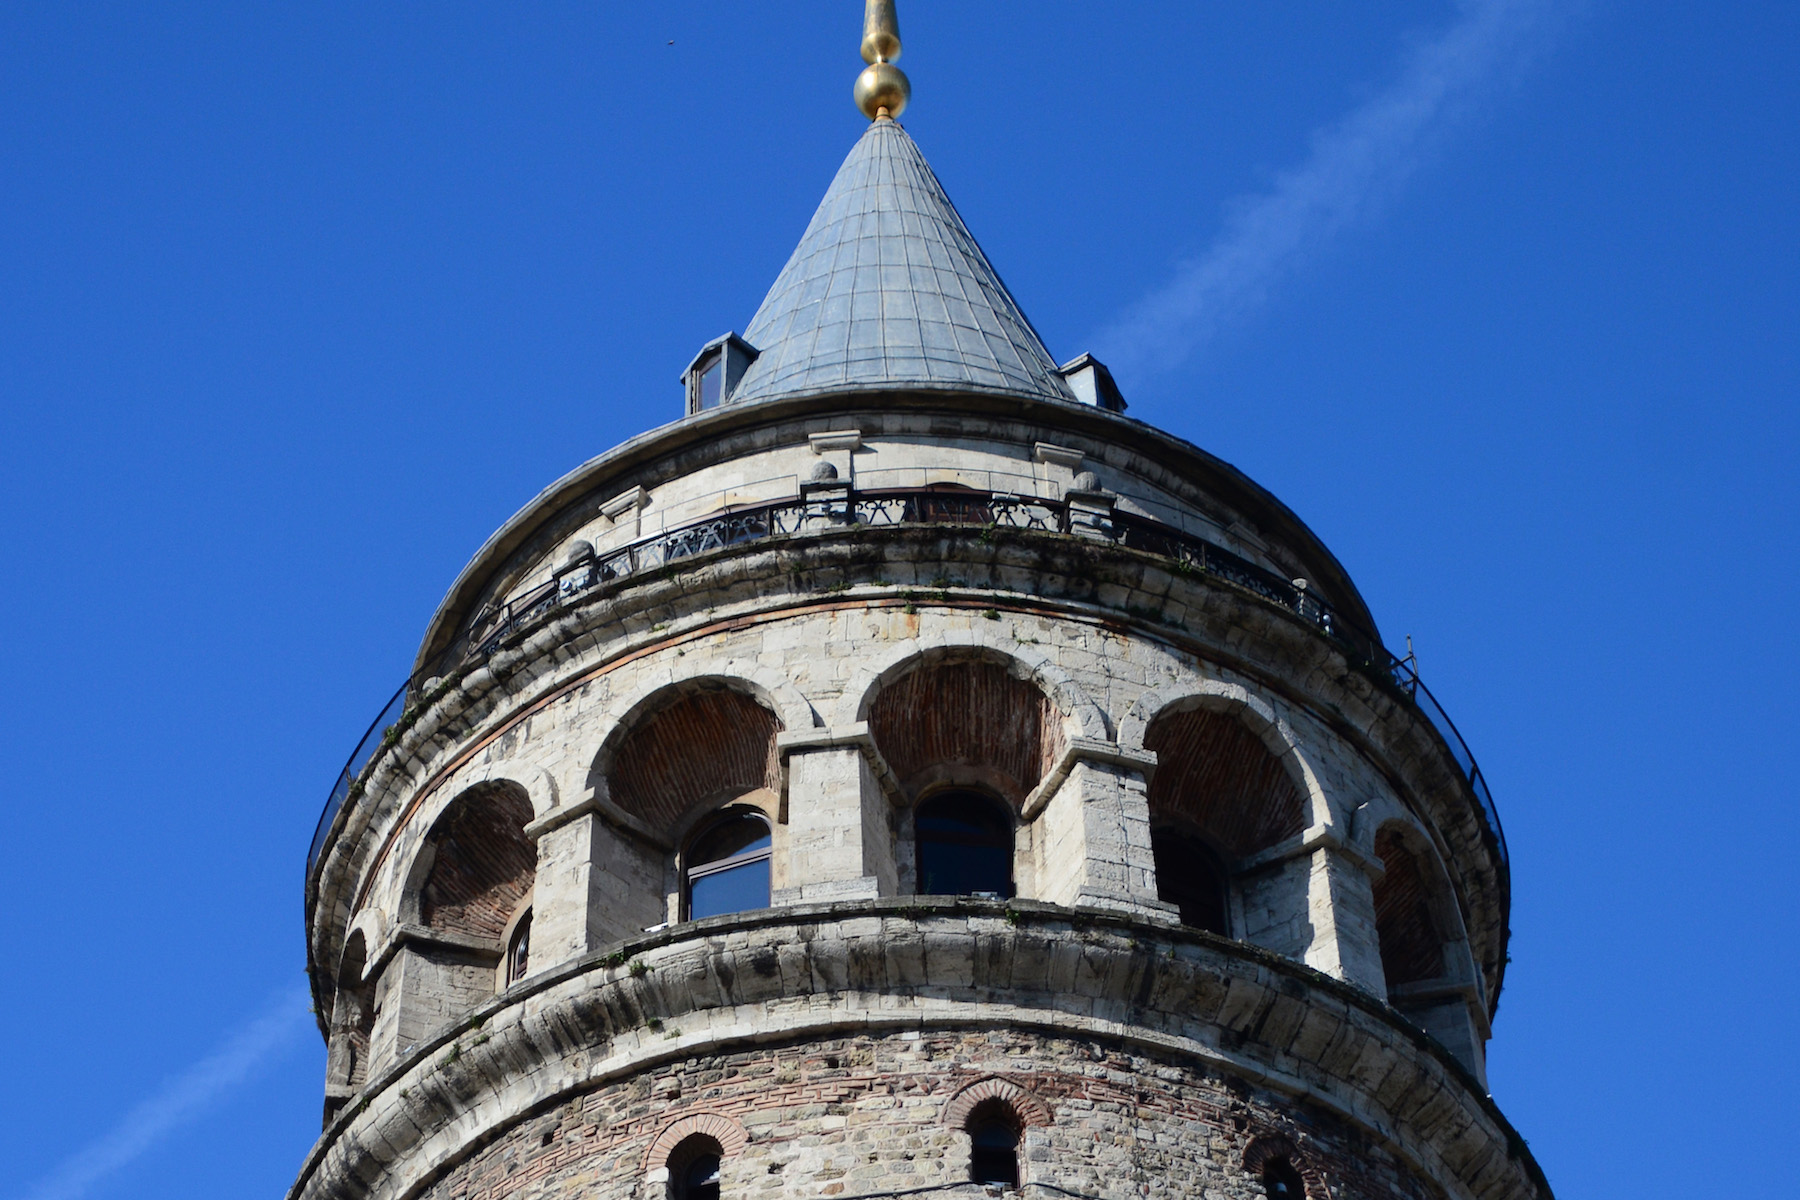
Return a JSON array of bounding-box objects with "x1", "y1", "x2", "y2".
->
[{"x1": 682, "y1": 807, "x2": 774, "y2": 921}]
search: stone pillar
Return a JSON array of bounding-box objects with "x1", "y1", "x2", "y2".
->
[
  {"x1": 367, "y1": 930, "x2": 499, "y2": 1073},
  {"x1": 1026, "y1": 738, "x2": 1168, "y2": 917},
  {"x1": 775, "y1": 725, "x2": 896, "y2": 902},
  {"x1": 1300, "y1": 832, "x2": 1388, "y2": 995},
  {"x1": 530, "y1": 809, "x2": 667, "y2": 970}
]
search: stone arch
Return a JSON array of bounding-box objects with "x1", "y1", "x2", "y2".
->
[
  {"x1": 941, "y1": 1076, "x2": 1053, "y2": 1129},
  {"x1": 411, "y1": 780, "x2": 537, "y2": 943},
  {"x1": 589, "y1": 678, "x2": 785, "y2": 840},
  {"x1": 855, "y1": 643, "x2": 1098, "y2": 807},
  {"x1": 1138, "y1": 696, "x2": 1310, "y2": 861},
  {"x1": 643, "y1": 1112, "x2": 749, "y2": 1171},
  {"x1": 843, "y1": 626, "x2": 1109, "y2": 742},
  {"x1": 1372, "y1": 820, "x2": 1466, "y2": 991},
  {"x1": 1120, "y1": 682, "x2": 1328, "y2": 829},
  {"x1": 444, "y1": 759, "x2": 561, "y2": 821},
  {"x1": 1242, "y1": 1133, "x2": 1327, "y2": 1199}
]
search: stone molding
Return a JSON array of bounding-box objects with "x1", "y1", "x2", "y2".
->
[{"x1": 290, "y1": 901, "x2": 1547, "y2": 1200}]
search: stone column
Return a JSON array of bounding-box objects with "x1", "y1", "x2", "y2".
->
[
  {"x1": 527, "y1": 801, "x2": 668, "y2": 971},
  {"x1": 1025, "y1": 738, "x2": 1169, "y2": 917},
  {"x1": 775, "y1": 725, "x2": 897, "y2": 902},
  {"x1": 1300, "y1": 829, "x2": 1388, "y2": 994}
]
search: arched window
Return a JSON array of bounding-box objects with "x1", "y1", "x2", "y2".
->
[
  {"x1": 1151, "y1": 825, "x2": 1229, "y2": 936},
  {"x1": 667, "y1": 1134, "x2": 725, "y2": 1200},
  {"x1": 966, "y1": 1100, "x2": 1021, "y2": 1187},
  {"x1": 504, "y1": 908, "x2": 532, "y2": 986},
  {"x1": 1261, "y1": 1154, "x2": 1305, "y2": 1199},
  {"x1": 685, "y1": 810, "x2": 772, "y2": 920},
  {"x1": 916, "y1": 790, "x2": 1014, "y2": 898}
]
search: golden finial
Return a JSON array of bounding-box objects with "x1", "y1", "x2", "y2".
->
[{"x1": 854, "y1": 0, "x2": 910, "y2": 120}]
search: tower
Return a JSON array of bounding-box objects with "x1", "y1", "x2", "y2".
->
[{"x1": 294, "y1": 8, "x2": 1549, "y2": 1199}]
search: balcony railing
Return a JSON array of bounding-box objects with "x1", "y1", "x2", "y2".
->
[{"x1": 308, "y1": 486, "x2": 1507, "y2": 885}]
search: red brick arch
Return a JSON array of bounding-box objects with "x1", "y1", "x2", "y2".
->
[
  {"x1": 1242, "y1": 1133, "x2": 1328, "y2": 1199},
  {"x1": 643, "y1": 1111, "x2": 749, "y2": 1171},
  {"x1": 941, "y1": 1076, "x2": 1053, "y2": 1129}
]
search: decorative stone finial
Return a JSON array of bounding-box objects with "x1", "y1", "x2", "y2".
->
[{"x1": 854, "y1": 0, "x2": 910, "y2": 120}]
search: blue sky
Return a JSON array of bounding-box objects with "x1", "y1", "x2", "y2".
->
[{"x1": 1, "y1": 3, "x2": 1794, "y2": 1197}]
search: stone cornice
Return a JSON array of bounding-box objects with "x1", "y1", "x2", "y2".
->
[{"x1": 290, "y1": 901, "x2": 1548, "y2": 1200}]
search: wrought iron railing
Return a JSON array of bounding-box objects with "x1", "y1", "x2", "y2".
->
[{"x1": 308, "y1": 486, "x2": 1507, "y2": 882}]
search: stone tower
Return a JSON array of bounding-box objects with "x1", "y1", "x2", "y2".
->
[{"x1": 293, "y1": 11, "x2": 1550, "y2": 1200}]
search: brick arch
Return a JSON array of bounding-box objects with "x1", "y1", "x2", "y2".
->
[
  {"x1": 1373, "y1": 822, "x2": 1453, "y2": 989},
  {"x1": 866, "y1": 655, "x2": 1067, "y2": 806},
  {"x1": 1242, "y1": 1132, "x2": 1328, "y2": 1199},
  {"x1": 416, "y1": 781, "x2": 536, "y2": 942},
  {"x1": 941, "y1": 1076, "x2": 1053, "y2": 1129},
  {"x1": 594, "y1": 683, "x2": 784, "y2": 838},
  {"x1": 844, "y1": 628, "x2": 1108, "y2": 741},
  {"x1": 1144, "y1": 701, "x2": 1307, "y2": 860},
  {"x1": 642, "y1": 1111, "x2": 749, "y2": 1170}
]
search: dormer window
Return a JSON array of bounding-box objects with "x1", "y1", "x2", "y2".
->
[
  {"x1": 682, "y1": 333, "x2": 759, "y2": 416},
  {"x1": 696, "y1": 356, "x2": 723, "y2": 410}
]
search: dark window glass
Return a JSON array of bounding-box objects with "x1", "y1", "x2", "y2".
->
[
  {"x1": 679, "y1": 1153, "x2": 721, "y2": 1200},
  {"x1": 697, "y1": 360, "x2": 722, "y2": 409},
  {"x1": 505, "y1": 908, "x2": 532, "y2": 985},
  {"x1": 969, "y1": 1119, "x2": 1020, "y2": 1186},
  {"x1": 917, "y1": 791, "x2": 1014, "y2": 897},
  {"x1": 686, "y1": 812, "x2": 772, "y2": 920},
  {"x1": 1152, "y1": 826, "x2": 1229, "y2": 936},
  {"x1": 1262, "y1": 1155, "x2": 1305, "y2": 1199}
]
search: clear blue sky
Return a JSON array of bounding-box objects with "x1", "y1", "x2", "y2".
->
[{"x1": 2, "y1": 3, "x2": 1794, "y2": 1198}]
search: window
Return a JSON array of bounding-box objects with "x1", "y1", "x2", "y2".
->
[
  {"x1": 505, "y1": 908, "x2": 532, "y2": 985},
  {"x1": 916, "y1": 790, "x2": 1014, "y2": 898},
  {"x1": 967, "y1": 1101, "x2": 1020, "y2": 1187},
  {"x1": 696, "y1": 356, "x2": 723, "y2": 410},
  {"x1": 685, "y1": 810, "x2": 772, "y2": 920},
  {"x1": 1151, "y1": 826, "x2": 1229, "y2": 936},
  {"x1": 1262, "y1": 1155, "x2": 1305, "y2": 1199}
]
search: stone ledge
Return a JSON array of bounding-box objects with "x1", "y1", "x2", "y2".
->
[{"x1": 291, "y1": 900, "x2": 1547, "y2": 1200}]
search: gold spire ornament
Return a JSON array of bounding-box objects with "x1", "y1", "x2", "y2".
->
[{"x1": 854, "y1": 0, "x2": 910, "y2": 120}]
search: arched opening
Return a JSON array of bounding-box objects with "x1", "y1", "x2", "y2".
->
[
  {"x1": 1373, "y1": 826, "x2": 1448, "y2": 991},
  {"x1": 418, "y1": 782, "x2": 537, "y2": 945},
  {"x1": 1150, "y1": 825, "x2": 1229, "y2": 935},
  {"x1": 1261, "y1": 1155, "x2": 1306, "y2": 1199},
  {"x1": 600, "y1": 685, "x2": 784, "y2": 840},
  {"x1": 965, "y1": 1098, "x2": 1021, "y2": 1187},
  {"x1": 667, "y1": 1134, "x2": 725, "y2": 1200},
  {"x1": 867, "y1": 658, "x2": 1064, "y2": 807},
  {"x1": 685, "y1": 809, "x2": 773, "y2": 920},
  {"x1": 1143, "y1": 704, "x2": 1306, "y2": 941},
  {"x1": 326, "y1": 931, "x2": 376, "y2": 1097},
  {"x1": 916, "y1": 790, "x2": 1014, "y2": 897}
]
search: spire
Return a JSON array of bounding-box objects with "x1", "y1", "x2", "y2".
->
[
  {"x1": 727, "y1": 119, "x2": 1076, "y2": 406},
  {"x1": 854, "y1": 0, "x2": 910, "y2": 120}
]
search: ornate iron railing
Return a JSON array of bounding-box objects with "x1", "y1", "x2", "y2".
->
[{"x1": 308, "y1": 486, "x2": 1507, "y2": 882}]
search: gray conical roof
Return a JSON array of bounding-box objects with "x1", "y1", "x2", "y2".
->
[{"x1": 729, "y1": 119, "x2": 1075, "y2": 405}]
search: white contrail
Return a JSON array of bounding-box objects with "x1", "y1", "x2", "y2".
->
[
  {"x1": 1094, "y1": 0, "x2": 1564, "y2": 383},
  {"x1": 19, "y1": 986, "x2": 313, "y2": 1200}
]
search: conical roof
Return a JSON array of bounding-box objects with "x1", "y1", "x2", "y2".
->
[{"x1": 729, "y1": 119, "x2": 1075, "y2": 405}]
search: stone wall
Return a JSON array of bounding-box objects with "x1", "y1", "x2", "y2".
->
[{"x1": 419, "y1": 1029, "x2": 1427, "y2": 1200}]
